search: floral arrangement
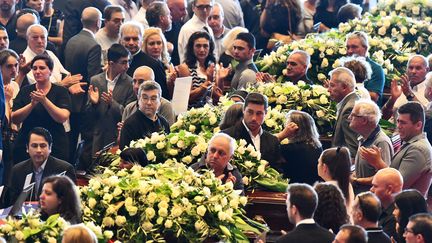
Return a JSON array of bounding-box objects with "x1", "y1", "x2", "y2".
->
[
  {"x1": 170, "y1": 105, "x2": 222, "y2": 140},
  {"x1": 371, "y1": 0, "x2": 432, "y2": 19},
  {"x1": 80, "y1": 159, "x2": 268, "y2": 242},
  {"x1": 0, "y1": 210, "x2": 111, "y2": 243},
  {"x1": 263, "y1": 105, "x2": 287, "y2": 134},
  {"x1": 128, "y1": 131, "x2": 208, "y2": 165},
  {"x1": 248, "y1": 81, "x2": 336, "y2": 135},
  {"x1": 233, "y1": 139, "x2": 288, "y2": 192}
]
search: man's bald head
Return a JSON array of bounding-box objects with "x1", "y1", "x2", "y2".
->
[
  {"x1": 132, "y1": 66, "x2": 156, "y2": 95},
  {"x1": 81, "y1": 7, "x2": 102, "y2": 30},
  {"x1": 16, "y1": 13, "x2": 38, "y2": 37},
  {"x1": 371, "y1": 168, "x2": 403, "y2": 208},
  {"x1": 375, "y1": 168, "x2": 403, "y2": 191}
]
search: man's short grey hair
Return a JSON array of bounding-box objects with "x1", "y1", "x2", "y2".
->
[
  {"x1": 138, "y1": 80, "x2": 162, "y2": 98},
  {"x1": 212, "y1": 2, "x2": 224, "y2": 18},
  {"x1": 290, "y1": 50, "x2": 310, "y2": 67},
  {"x1": 26, "y1": 24, "x2": 48, "y2": 39},
  {"x1": 120, "y1": 21, "x2": 144, "y2": 38},
  {"x1": 209, "y1": 133, "x2": 237, "y2": 156},
  {"x1": 346, "y1": 31, "x2": 369, "y2": 52},
  {"x1": 408, "y1": 54, "x2": 429, "y2": 69},
  {"x1": 354, "y1": 99, "x2": 382, "y2": 125},
  {"x1": 329, "y1": 67, "x2": 356, "y2": 90}
]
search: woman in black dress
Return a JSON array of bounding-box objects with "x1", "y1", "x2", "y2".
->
[{"x1": 12, "y1": 54, "x2": 71, "y2": 163}]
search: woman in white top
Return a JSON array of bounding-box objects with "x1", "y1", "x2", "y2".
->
[{"x1": 317, "y1": 146, "x2": 355, "y2": 209}]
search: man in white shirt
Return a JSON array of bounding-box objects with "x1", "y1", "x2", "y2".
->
[
  {"x1": 382, "y1": 55, "x2": 429, "y2": 120},
  {"x1": 208, "y1": 2, "x2": 229, "y2": 58},
  {"x1": 95, "y1": 5, "x2": 126, "y2": 65},
  {"x1": 178, "y1": 0, "x2": 214, "y2": 63}
]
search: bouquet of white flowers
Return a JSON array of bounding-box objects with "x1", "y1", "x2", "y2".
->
[
  {"x1": 372, "y1": 0, "x2": 432, "y2": 18},
  {"x1": 80, "y1": 159, "x2": 268, "y2": 242}
]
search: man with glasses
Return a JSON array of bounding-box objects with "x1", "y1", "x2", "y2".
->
[
  {"x1": 404, "y1": 213, "x2": 432, "y2": 243},
  {"x1": 119, "y1": 80, "x2": 170, "y2": 149},
  {"x1": 87, "y1": 44, "x2": 136, "y2": 156},
  {"x1": 178, "y1": 0, "x2": 215, "y2": 63},
  {"x1": 328, "y1": 67, "x2": 360, "y2": 159},
  {"x1": 349, "y1": 99, "x2": 394, "y2": 194},
  {"x1": 351, "y1": 192, "x2": 391, "y2": 243},
  {"x1": 121, "y1": 66, "x2": 175, "y2": 124},
  {"x1": 208, "y1": 3, "x2": 229, "y2": 58}
]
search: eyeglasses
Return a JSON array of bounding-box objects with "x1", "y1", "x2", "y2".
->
[
  {"x1": 116, "y1": 59, "x2": 131, "y2": 65},
  {"x1": 195, "y1": 4, "x2": 213, "y2": 10},
  {"x1": 404, "y1": 227, "x2": 416, "y2": 234}
]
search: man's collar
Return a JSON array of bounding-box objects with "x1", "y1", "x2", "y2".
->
[
  {"x1": 336, "y1": 91, "x2": 356, "y2": 110},
  {"x1": 242, "y1": 119, "x2": 263, "y2": 137},
  {"x1": 33, "y1": 158, "x2": 48, "y2": 173},
  {"x1": 191, "y1": 14, "x2": 207, "y2": 25},
  {"x1": 404, "y1": 132, "x2": 426, "y2": 144},
  {"x1": 82, "y1": 28, "x2": 96, "y2": 38},
  {"x1": 106, "y1": 71, "x2": 121, "y2": 84},
  {"x1": 131, "y1": 48, "x2": 141, "y2": 57},
  {"x1": 296, "y1": 218, "x2": 315, "y2": 226}
]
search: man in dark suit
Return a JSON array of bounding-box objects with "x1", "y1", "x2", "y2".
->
[
  {"x1": 64, "y1": 7, "x2": 103, "y2": 168},
  {"x1": 119, "y1": 21, "x2": 170, "y2": 100},
  {"x1": 222, "y1": 92, "x2": 281, "y2": 170},
  {"x1": 86, "y1": 44, "x2": 136, "y2": 156},
  {"x1": 328, "y1": 67, "x2": 360, "y2": 159},
  {"x1": 6, "y1": 127, "x2": 76, "y2": 206},
  {"x1": 276, "y1": 183, "x2": 334, "y2": 243}
]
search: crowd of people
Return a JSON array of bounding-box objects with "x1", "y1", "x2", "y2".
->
[{"x1": 0, "y1": 0, "x2": 430, "y2": 242}]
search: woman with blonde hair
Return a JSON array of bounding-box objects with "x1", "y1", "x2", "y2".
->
[
  {"x1": 62, "y1": 224, "x2": 97, "y2": 243},
  {"x1": 142, "y1": 27, "x2": 172, "y2": 70}
]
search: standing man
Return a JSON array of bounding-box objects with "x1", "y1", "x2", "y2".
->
[
  {"x1": 119, "y1": 81, "x2": 170, "y2": 149},
  {"x1": 231, "y1": 32, "x2": 257, "y2": 90},
  {"x1": 120, "y1": 21, "x2": 169, "y2": 99},
  {"x1": 275, "y1": 183, "x2": 334, "y2": 243},
  {"x1": 222, "y1": 93, "x2": 280, "y2": 170},
  {"x1": 346, "y1": 31, "x2": 385, "y2": 103},
  {"x1": 351, "y1": 192, "x2": 391, "y2": 243},
  {"x1": 145, "y1": 1, "x2": 173, "y2": 32},
  {"x1": 178, "y1": 0, "x2": 214, "y2": 63},
  {"x1": 382, "y1": 55, "x2": 429, "y2": 120},
  {"x1": 191, "y1": 133, "x2": 244, "y2": 192},
  {"x1": 64, "y1": 7, "x2": 103, "y2": 168},
  {"x1": 208, "y1": 2, "x2": 229, "y2": 58},
  {"x1": 328, "y1": 67, "x2": 360, "y2": 158},
  {"x1": 86, "y1": 44, "x2": 135, "y2": 155},
  {"x1": 165, "y1": 0, "x2": 187, "y2": 65},
  {"x1": 370, "y1": 168, "x2": 403, "y2": 239},
  {"x1": 215, "y1": 0, "x2": 244, "y2": 29},
  {"x1": 132, "y1": 0, "x2": 155, "y2": 28},
  {"x1": 361, "y1": 102, "x2": 432, "y2": 198},
  {"x1": 95, "y1": 5, "x2": 125, "y2": 65},
  {"x1": 350, "y1": 99, "x2": 393, "y2": 193},
  {"x1": 0, "y1": 0, "x2": 19, "y2": 41}
]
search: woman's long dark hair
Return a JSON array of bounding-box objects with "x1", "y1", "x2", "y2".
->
[
  {"x1": 394, "y1": 190, "x2": 428, "y2": 243},
  {"x1": 41, "y1": 175, "x2": 82, "y2": 224},
  {"x1": 320, "y1": 147, "x2": 351, "y2": 202},
  {"x1": 184, "y1": 31, "x2": 216, "y2": 69}
]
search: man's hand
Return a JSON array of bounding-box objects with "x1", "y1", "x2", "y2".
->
[
  {"x1": 117, "y1": 121, "x2": 124, "y2": 131},
  {"x1": 280, "y1": 122, "x2": 298, "y2": 139},
  {"x1": 68, "y1": 82, "x2": 87, "y2": 95},
  {"x1": 88, "y1": 85, "x2": 99, "y2": 104},
  {"x1": 390, "y1": 77, "x2": 403, "y2": 100},
  {"x1": 18, "y1": 55, "x2": 31, "y2": 75},
  {"x1": 400, "y1": 74, "x2": 414, "y2": 97},
  {"x1": 60, "y1": 74, "x2": 83, "y2": 87},
  {"x1": 256, "y1": 72, "x2": 275, "y2": 83},
  {"x1": 225, "y1": 172, "x2": 237, "y2": 184},
  {"x1": 359, "y1": 145, "x2": 382, "y2": 169},
  {"x1": 101, "y1": 90, "x2": 113, "y2": 105}
]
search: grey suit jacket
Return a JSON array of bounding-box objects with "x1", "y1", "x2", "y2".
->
[
  {"x1": 391, "y1": 133, "x2": 432, "y2": 197},
  {"x1": 86, "y1": 72, "x2": 136, "y2": 154},
  {"x1": 64, "y1": 29, "x2": 102, "y2": 113},
  {"x1": 332, "y1": 92, "x2": 360, "y2": 158}
]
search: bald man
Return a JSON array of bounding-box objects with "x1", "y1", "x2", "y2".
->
[
  {"x1": 122, "y1": 66, "x2": 175, "y2": 124},
  {"x1": 64, "y1": 7, "x2": 103, "y2": 167},
  {"x1": 370, "y1": 168, "x2": 403, "y2": 240}
]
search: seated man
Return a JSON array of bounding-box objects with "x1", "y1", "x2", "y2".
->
[
  {"x1": 276, "y1": 183, "x2": 334, "y2": 243},
  {"x1": 122, "y1": 66, "x2": 175, "y2": 125},
  {"x1": 6, "y1": 127, "x2": 76, "y2": 206},
  {"x1": 405, "y1": 213, "x2": 432, "y2": 243},
  {"x1": 190, "y1": 133, "x2": 244, "y2": 192},
  {"x1": 230, "y1": 32, "x2": 258, "y2": 90},
  {"x1": 119, "y1": 81, "x2": 170, "y2": 149}
]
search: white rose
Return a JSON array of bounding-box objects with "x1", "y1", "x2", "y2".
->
[
  {"x1": 321, "y1": 58, "x2": 329, "y2": 68},
  {"x1": 209, "y1": 116, "x2": 217, "y2": 125},
  {"x1": 115, "y1": 216, "x2": 127, "y2": 226},
  {"x1": 242, "y1": 176, "x2": 249, "y2": 185},
  {"x1": 142, "y1": 221, "x2": 153, "y2": 231},
  {"x1": 102, "y1": 217, "x2": 115, "y2": 227},
  {"x1": 316, "y1": 110, "x2": 325, "y2": 118},
  {"x1": 189, "y1": 125, "x2": 196, "y2": 132},
  {"x1": 125, "y1": 197, "x2": 133, "y2": 207},
  {"x1": 164, "y1": 219, "x2": 173, "y2": 228},
  {"x1": 378, "y1": 26, "x2": 386, "y2": 36},
  {"x1": 409, "y1": 27, "x2": 417, "y2": 35},
  {"x1": 169, "y1": 135, "x2": 179, "y2": 144},
  {"x1": 146, "y1": 151, "x2": 156, "y2": 161},
  {"x1": 401, "y1": 26, "x2": 408, "y2": 34},
  {"x1": 156, "y1": 141, "x2": 165, "y2": 149},
  {"x1": 197, "y1": 205, "x2": 207, "y2": 216},
  {"x1": 202, "y1": 187, "x2": 211, "y2": 196},
  {"x1": 277, "y1": 95, "x2": 288, "y2": 104},
  {"x1": 306, "y1": 48, "x2": 314, "y2": 56},
  {"x1": 103, "y1": 193, "x2": 113, "y2": 202},
  {"x1": 182, "y1": 156, "x2": 192, "y2": 164},
  {"x1": 168, "y1": 149, "x2": 178, "y2": 156},
  {"x1": 319, "y1": 95, "x2": 329, "y2": 104},
  {"x1": 48, "y1": 237, "x2": 57, "y2": 243},
  {"x1": 412, "y1": 5, "x2": 420, "y2": 15},
  {"x1": 145, "y1": 208, "x2": 156, "y2": 219},
  {"x1": 325, "y1": 49, "x2": 334, "y2": 55},
  {"x1": 88, "y1": 198, "x2": 97, "y2": 209},
  {"x1": 191, "y1": 146, "x2": 201, "y2": 156},
  {"x1": 218, "y1": 211, "x2": 227, "y2": 221},
  {"x1": 172, "y1": 206, "x2": 183, "y2": 217},
  {"x1": 257, "y1": 164, "x2": 266, "y2": 175},
  {"x1": 127, "y1": 206, "x2": 138, "y2": 216},
  {"x1": 244, "y1": 161, "x2": 254, "y2": 168},
  {"x1": 150, "y1": 132, "x2": 159, "y2": 144},
  {"x1": 158, "y1": 208, "x2": 168, "y2": 217},
  {"x1": 104, "y1": 231, "x2": 114, "y2": 239},
  {"x1": 317, "y1": 73, "x2": 327, "y2": 82},
  {"x1": 113, "y1": 187, "x2": 122, "y2": 197},
  {"x1": 239, "y1": 196, "x2": 248, "y2": 206}
]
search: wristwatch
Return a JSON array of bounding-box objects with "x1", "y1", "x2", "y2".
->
[{"x1": 407, "y1": 93, "x2": 415, "y2": 101}]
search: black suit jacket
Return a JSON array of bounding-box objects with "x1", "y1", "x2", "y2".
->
[
  {"x1": 276, "y1": 223, "x2": 335, "y2": 243},
  {"x1": 222, "y1": 122, "x2": 281, "y2": 170},
  {"x1": 64, "y1": 29, "x2": 102, "y2": 112},
  {"x1": 127, "y1": 51, "x2": 170, "y2": 100},
  {"x1": 5, "y1": 156, "x2": 76, "y2": 206}
]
